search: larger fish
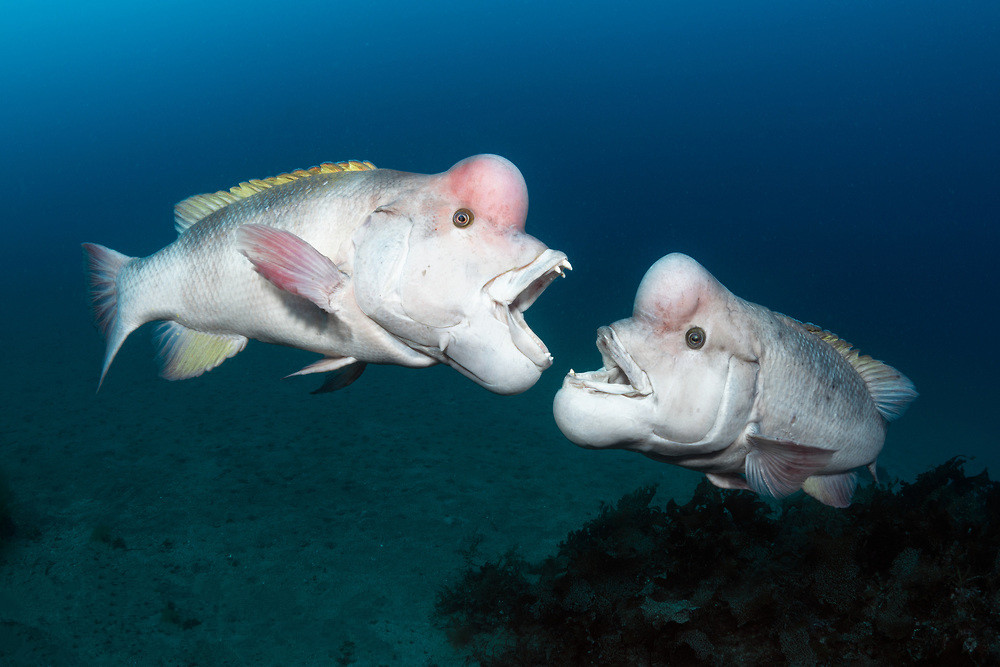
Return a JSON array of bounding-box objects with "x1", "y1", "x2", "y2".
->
[
  {"x1": 83, "y1": 155, "x2": 570, "y2": 394},
  {"x1": 553, "y1": 253, "x2": 916, "y2": 507}
]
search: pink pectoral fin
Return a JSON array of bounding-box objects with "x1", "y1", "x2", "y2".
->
[
  {"x1": 744, "y1": 435, "x2": 835, "y2": 499},
  {"x1": 237, "y1": 224, "x2": 347, "y2": 313}
]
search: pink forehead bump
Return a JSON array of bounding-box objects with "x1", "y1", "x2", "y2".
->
[
  {"x1": 634, "y1": 253, "x2": 713, "y2": 329},
  {"x1": 442, "y1": 154, "x2": 529, "y2": 231}
]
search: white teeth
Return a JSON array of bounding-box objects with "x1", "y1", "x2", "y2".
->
[
  {"x1": 572, "y1": 326, "x2": 653, "y2": 397},
  {"x1": 506, "y1": 307, "x2": 552, "y2": 369}
]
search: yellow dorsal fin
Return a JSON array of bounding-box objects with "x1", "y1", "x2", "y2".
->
[
  {"x1": 802, "y1": 322, "x2": 918, "y2": 421},
  {"x1": 173, "y1": 160, "x2": 377, "y2": 234}
]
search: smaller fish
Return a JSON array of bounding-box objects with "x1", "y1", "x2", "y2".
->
[{"x1": 553, "y1": 253, "x2": 917, "y2": 507}]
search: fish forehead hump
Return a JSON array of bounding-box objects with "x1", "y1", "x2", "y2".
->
[
  {"x1": 440, "y1": 154, "x2": 529, "y2": 233},
  {"x1": 634, "y1": 253, "x2": 730, "y2": 330}
]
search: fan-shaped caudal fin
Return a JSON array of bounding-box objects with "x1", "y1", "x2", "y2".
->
[{"x1": 82, "y1": 243, "x2": 140, "y2": 389}]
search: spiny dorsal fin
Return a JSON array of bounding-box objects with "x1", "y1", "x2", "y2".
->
[
  {"x1": 173, "y1": 160, "x2": 377, "y2": 234},
  {"x1": 802, "y1": 322, "x2": 918, "y2": 421}
]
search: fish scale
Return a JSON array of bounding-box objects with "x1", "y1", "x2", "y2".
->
[{"x1": 753, "y1": 312, "x2": 886, "y2": 470}]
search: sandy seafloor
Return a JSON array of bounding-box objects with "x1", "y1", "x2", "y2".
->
[
  {"x1": 0, "y1": 305, "x2": 694, "y2": 665},
  {"x1": 0, "y1": 282, "x2": 965, "y2": 665}
]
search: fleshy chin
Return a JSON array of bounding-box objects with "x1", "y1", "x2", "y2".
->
[
  {"x1": 445, "y1": 334, "x2": 547, "y2": 395},
  {"x1": 553, "y1": 383, "x2": 646, "y2": 448}
]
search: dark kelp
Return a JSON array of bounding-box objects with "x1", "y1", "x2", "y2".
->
[{"x1": 434, "y1": 457, "x2": 1000, "y2": 665}]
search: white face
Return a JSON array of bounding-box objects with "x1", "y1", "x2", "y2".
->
[
  {"x1": 353, "y1": 155, "x2": 570, "y2": 395},
  {"x1": 553, "y1": 253, "x2": 758, "y2": 458}
]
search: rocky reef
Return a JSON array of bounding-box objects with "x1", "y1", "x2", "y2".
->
[{"x1": 434, "y1": 457, "x2": 1000, "y2": 665}]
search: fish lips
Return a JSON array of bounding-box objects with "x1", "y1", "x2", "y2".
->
[
  {"x1": 564, "y1": 325, "x2": 652, "y2": 397},
  {"x1": 483, "y1": 248, "x2": 571, "y2": 370}
]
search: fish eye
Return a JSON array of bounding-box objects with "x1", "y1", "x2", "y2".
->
[
  {"x1": 453, "y1": 208, "x2": 474, "y2": 228},
  {"x1": 685, "y1": 326, "x2": 706, "y2": 350}
]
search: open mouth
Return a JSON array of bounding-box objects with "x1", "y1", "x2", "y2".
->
[
  {"x1": 565, "y1": 325, "x2": 652, "y2": 397},
  {"x1": 485, "y1": 248, "x2": 571, "y2": 369}
]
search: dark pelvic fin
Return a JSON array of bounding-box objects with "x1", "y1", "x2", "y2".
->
[{"x1": 312, "y1": 361, "x2": 368, "y2": 394}]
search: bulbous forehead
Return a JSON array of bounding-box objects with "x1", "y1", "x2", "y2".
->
[
  {"x1": 633, "y1": 253, "x2": 722, "y2": 330},
  {"x1": 441, "y1": 154, "x2": 528, "y2": 232}
]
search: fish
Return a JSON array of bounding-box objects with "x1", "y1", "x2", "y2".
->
[
  {"x1": 83, "y1": 154, "x2": 570, "y2": 395},
  {"x1": 552, "y1": 253, "x2": 917, "y2": 507}
]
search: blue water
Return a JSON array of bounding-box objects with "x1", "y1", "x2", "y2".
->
[{"x1": 2, "y1": 1, "x2": 998, "y2": 663}]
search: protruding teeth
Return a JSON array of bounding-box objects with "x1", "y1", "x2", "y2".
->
[{"x1": 569, "y1": 368, "x2": 576, "y2": 376}]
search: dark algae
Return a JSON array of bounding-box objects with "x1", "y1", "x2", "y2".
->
[{"x1": 434, "y1": 457, "x2": 1000, "y2": 665}]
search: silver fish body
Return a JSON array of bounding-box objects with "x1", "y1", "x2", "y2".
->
[{"x1": 84, "y1": 156, "x2": 570, "y2": 394}]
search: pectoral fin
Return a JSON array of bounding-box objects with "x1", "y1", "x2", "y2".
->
[
  {"x1": 744, "y1": 435, "x2": 835, "y2": 499},
  {"x1": 237, "y1": 224, "x2": 348, "y2": 313}
]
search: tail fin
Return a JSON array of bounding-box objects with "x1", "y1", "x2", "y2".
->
[{"x1": 82, "y1": 243, "x2": 140, "y2": 389}]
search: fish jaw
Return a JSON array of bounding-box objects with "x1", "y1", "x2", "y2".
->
[
  {"x1": 554, "y1": 314, "x2": 757, "y2": 458},
  {"x1": 484, "y1": 248, "x2": 571, "y2": 368},
  {"x1": 563, "y1": 325, "x2": 653, "y2": 397},
  {"x1": 437, "y1": 248, "x2": 571, "y2": 394},
  {"x1": 554, "y1": 322, "x2": 657, "y2": 448}
]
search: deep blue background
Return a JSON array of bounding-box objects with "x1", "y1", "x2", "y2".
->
[{"x1": 2, "y1": 1, "x2": 997, "y2": 473}]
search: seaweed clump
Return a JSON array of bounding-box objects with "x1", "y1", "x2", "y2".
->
[{"x1": 433, "y1": 457, "x2": 1000, "y2": 665}]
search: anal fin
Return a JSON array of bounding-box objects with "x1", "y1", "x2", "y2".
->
[
  {"x1": 744, "y1": 435, "x2": 835, "y2": 499},
  {"x1": 705, "y1": 473, "x2": 751, "y2": 491},
  {"x1": 802, "y1": 471, "x2": 859, "y2": 508},
  {"x1": 156, "y1": 322, "x2": 248, "y2": 380}
]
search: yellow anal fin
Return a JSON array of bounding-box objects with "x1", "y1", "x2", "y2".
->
[
  {"x1": 155, "y1": 321, "x2": 248, "y2": 380},
  {"x1": 801, "y1": 322, "x2": 918, "y2": 421},
  {"x1": 173, "y1": 159, "x2": 377, "y2": 234}
]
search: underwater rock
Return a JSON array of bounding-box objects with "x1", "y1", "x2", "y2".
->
[{"x1": 434, "y1": 457, "x2": 1000, "y2": 665}]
